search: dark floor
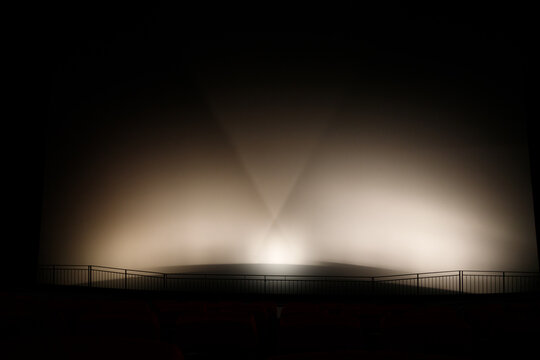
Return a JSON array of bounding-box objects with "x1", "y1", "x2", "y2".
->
[{"x1": 2, "y1": 287, "x2": 539, "y2": 359}]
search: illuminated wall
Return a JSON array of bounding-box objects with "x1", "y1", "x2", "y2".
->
[{"x1": 41, "y1": 32, "x2": 538, "y2": 273}]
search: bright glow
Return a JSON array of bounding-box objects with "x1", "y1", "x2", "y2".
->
[
  {"x1": 257, "y1": 238, "x2": 300, "y2": 265},
  {"x1": 249, "y1": 226, "x2": 307, "y2": 265},
  {"x1": 40, "y1": 77, "x2": 539, "y2": 274}
]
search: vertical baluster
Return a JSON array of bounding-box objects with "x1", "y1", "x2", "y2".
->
[{"x1": 88, "y1": 265, "x2": 92, "y2": 287}]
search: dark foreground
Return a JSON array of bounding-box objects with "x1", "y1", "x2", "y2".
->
[{"x1": 2, "y1": 285, "x2": 539, "y2": 359}]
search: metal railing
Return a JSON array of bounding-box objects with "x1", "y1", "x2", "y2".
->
[{"x1": 37, "y1": 265, "x2": 540, "y2": 296}]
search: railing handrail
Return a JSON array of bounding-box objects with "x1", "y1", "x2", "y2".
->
[
  {"x1": 39, "y1": 264, "x2": 540, "y2": 279},
  {"x1": 462, "y1": 270, "x2": 540, "y2": 274},
  {"x1": 39, "y1": 264, "x2": 166, "y2": 275},
  {"x1": 38, "y1": 264, "x2": 540, "y2": 296}
]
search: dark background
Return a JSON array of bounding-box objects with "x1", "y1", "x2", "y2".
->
[{"x1": 7, "y1": 2, "x2": 539, "y2": 288}]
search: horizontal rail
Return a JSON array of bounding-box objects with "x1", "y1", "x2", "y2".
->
[
  {"x1": 39, "y1": 265, "x2": 539, "y2": 279},
  {"x1": 37, "y1": 265, "x2": 540, "y2": 296},
  {"x1": 39, "y1": 264, "x2": 165, "y2": 275}
]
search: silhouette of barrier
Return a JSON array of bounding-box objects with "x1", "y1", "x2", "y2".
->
[{"x1": 37, "y1": 265, "x2": 540, "y2": 296}]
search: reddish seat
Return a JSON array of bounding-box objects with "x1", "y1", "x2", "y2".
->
[
  {"x1": 269, "y1": 349, "x2": 471, "y2": 360},
  {"x1": 72, "y1": 299, "x2": 160, "y2": 339},
  {"x1": 2, "y1": 336, "x2": 184, "y2": 360},
  {"x1": 279, "y1": 303, "x2": 368, "y2": 353},
  {"x1": 207, "y1": 301, "x2": 278, "y2": 348},
  {"x1": 381, "y1": 305, "x2": 469, "y2": 355},
  {"x1": 169, "y1": 302, "x2": 259, "y2": 355},
  {"x1": 153, "y1": 300, "x2": 206, "y2": 328},
  {"x1": 464, "y1": 300, "x2": 540, "y2": 357},
  {"x1": 0, "y1": 293, "x2": 70, "y2": 338},
  {"x1": 175, "y1": 313, "x2": 258, "y2": 350}
]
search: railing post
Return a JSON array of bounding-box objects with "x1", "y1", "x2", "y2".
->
[
  {"x1": 88, "y1": 265, "x2": 92, "y2": 287},
  {"x1": 125, "y1": 269, "x2": 128, "y2": 289},
  {"x1": 459, "y1": 271, "x2": 463, "y2": 295},
  {"x1": 52, "y1": 265, "x2": 56, "y2": 286},
  {"x1": 163, "y1": 273, "x2": 167, "y2": 290},
  {"x1": 264, "y1": 275, "x2": 267, "y2": 295},
  {"x1": 416, "y1": 273, "x2": 420, "y2": 296},
  {"x1": 502, "y1": 271, "x2": 505, "y2": 294},
  {"x1": 371, "y1": 277, "x2": 375, "y2": 295}
]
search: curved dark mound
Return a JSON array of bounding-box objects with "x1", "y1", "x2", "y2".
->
[{"x1": 153, "y1": 263, "x2": 397, "y2": 277}]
